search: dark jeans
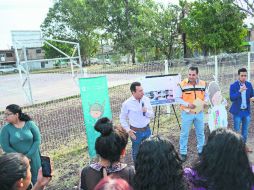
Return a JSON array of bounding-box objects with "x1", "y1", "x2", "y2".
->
[
  {"x1": 131, "y1": 127, "x2": 151, "y2": 162},
  {"x1": 233, "y1": 113, "x2": 250, "y2": 143}
]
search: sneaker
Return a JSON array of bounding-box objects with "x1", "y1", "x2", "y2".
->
[{"x1": 180, "y1": 154, "x2": 187, "y2": 162}]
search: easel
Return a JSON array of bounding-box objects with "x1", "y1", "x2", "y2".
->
[{"x1": 152, "y1": 104, "x2": 181, "y2": 135}]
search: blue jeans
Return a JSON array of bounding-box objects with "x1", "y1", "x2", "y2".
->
[
  {"x1": 233, "y1": 114, "x2": 250, "y2": 143},
  {"x1": 179, "y1": 111, "x2": 205, "y2": 155},
  {"x1": 131, "y1": 127, "x2": 151, "y2": 162}
]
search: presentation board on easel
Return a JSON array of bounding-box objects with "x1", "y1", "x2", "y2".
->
[
  {"x1": 141, "y1": 74, "x2": 182, "y2": 133},
  {"x1": 141, "y1": 74, "x2": 181, "y2": 106}
]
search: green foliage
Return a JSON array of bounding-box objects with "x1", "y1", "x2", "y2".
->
[
  {"x1": 149, "y1": 4, "x2": 183, "y2": 60},
  {"x1": 42, "y1": 40, "x2": 74, "y2": 58},
  {"x1": 182, "y1": 0, "x2": 247, "y2": 55},
  {"x1": 41, "y1": 0, "x2": 184, "y2": 63},
  {"x1": 41, "y1": 0, "x2": 100, "y2": 60},
  {"x1": 231, "y1": 0, "x2": 254, "y2": 17},
  {"x1": 41, "y1": 0, "x2": 248, "y2": 62}
]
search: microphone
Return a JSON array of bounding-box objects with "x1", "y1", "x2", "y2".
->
[{"x1": 142, "y1": 102, "x2": 145, "y2": 116}]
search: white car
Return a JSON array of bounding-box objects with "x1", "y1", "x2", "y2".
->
[
  {"x1": 90, "y1": 58, "x2": 100, "y2": 64},
  {"x1": 0, "y1": 66, "x2": 19, "y2": 74},
  {"x1": 104, "y1": 59, "x2": 114, "y2": 65}
]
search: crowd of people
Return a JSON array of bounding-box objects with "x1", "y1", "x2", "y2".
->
[
  {"x1": 1, "y1": 66, "x2": 254, "y2": 190},
  {"x1": 1, "y1": 126, "x2": 254, "y2": 190},
  {"x1": 79, "y1": 117, "x2": 254, "y2": 190}
]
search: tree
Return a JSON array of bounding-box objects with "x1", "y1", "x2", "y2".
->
[
  {"x1": 179, "y1": 0, "x2": 192, "y2": 58},
  {"x1": 41, "y1": 0, "x2": 185, "y2": 63},
  {"x1": 88, "y1": 0, "x2": 151, "y2": 64},
  {"x1": 41, "y1": 0, "x2": 100, "y2": 61},
  {"x1": 232, "y1": 0, "x2": 254, "y2": 17},
  {"x1": 147, "y1": 3, "x2": 182, "y2": 63},
  {"x1": 182, "y1": 0, "x2": 247, "y2": 55}
]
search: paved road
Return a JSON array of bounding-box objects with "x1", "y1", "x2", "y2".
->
[{"x1": 0, "y1": 73, "x2": 144, "y2": 111}]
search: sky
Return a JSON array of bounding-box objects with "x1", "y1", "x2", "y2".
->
[
  {"x1": 0, "y1": 0, "x2": 252, "y2": 49},
  {"x1": 0, "y1": 0, "x2": 181, "y2": 49},
  {"x1": 0, "y1": 0, "x2": 54, "y2": 49}
]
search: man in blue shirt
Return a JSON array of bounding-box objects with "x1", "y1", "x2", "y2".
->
[{"x1": 230, "y1": 68, "x2": 254, "y2": 152}]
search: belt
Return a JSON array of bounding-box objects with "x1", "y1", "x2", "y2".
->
[{"x1": 130, "y1": 125, "x2": 149, "y2": 132}]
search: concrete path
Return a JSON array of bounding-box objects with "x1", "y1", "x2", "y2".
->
[{"x1": 0, "y1": 73, "x2": 143, "y2": 111}]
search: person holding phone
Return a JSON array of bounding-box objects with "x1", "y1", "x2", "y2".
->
[
  {"x1": 0, "y1": 104, "x2": 41, "y2": 184},
  {"x1": 41, "y1": 156, "x2": 52, "y2": 177},
  {"x1": 229, "y1": 68, "x2": 254, "y2": 152},
  {"x1": 119, "y1": 82, "x2": 154, "y2": 161},
  {"x1": 0, "y1": 153, "x2": 52, "y2": 190}
]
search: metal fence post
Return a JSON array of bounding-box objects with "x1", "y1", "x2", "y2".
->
[
  {"x1": 164, "y1": 59, "x2": 169, "y2": 75},
  {"x1": 77, "y1": 43, "x2": 83, "y2": 76},
  {"x1": 248, "y1": 52, "x2": 251, "y2": 81},
  {"x1": 214, "y1": 55, "x2": 218, "y2": 82},
  {"x1": 164, "y1": 60, "x2": 171, "y2": 114},
  {"x1": 22, "y1": 46, "x2": 34, "y2": 105}
]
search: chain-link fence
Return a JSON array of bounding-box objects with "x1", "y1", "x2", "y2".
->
[
  {"x1": 1, "y1": 52, "x2": 254, "y2": 189},
  {"x1": 1, "y1": 52, "x2": 254, "y2": 152}
]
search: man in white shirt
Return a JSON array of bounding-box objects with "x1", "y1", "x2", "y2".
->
[{"x1": 120, "y1": 82, "x2": 154, "y2": 161}]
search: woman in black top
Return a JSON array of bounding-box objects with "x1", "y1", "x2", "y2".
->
[{"x1": 80, "y1": 117, "x2": 134, "y2": 190}]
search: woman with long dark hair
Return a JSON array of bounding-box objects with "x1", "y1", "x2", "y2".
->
[
  {"x1": 0, "y1": 104, "x2": 41, "y2": 184},
  {"x1": 184, "y1": 128, "x2": 254, "y2": 190},
  {"x1": 134, "y1": 136, "x2": 187, "y2": 190},
  {"x1": 0, "y1": 153, "x2": 51, "y2": 190},
  {"x1": 80, "y1": 117, "x2": 135, "y2": 190}
]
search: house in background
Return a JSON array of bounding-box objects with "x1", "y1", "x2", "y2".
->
[
  {"x1": 243, "y1": 28, "x2": 254, "y2": 52},
  {"x1": 16, "y1": 47, "x2": 54, "y2": 70},
  {"x1": 0, "y1": 49, "x2": 16, "y2": 66},
  {"x1": 11, "y1": 30, "x2": 54, "y2": 70}
]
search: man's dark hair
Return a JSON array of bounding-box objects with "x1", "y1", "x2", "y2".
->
[
  {"x1": 238, "y1": 68, "x2": 247, "y2": 75},
  {"x1": 130, "y1": 82, "x2": 141, "y2": 93},
  {"x1": 189, "y1": 66, "x2": 199, "y2": 74}
]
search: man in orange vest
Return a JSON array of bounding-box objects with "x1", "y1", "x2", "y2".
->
[{"x1": 176, "y1": 66, "x2": 208, "y2": 162}]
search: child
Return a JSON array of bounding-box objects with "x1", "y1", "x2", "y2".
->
[{"x1": 208, "y1": 81, "x2": 228, "y2": 132}]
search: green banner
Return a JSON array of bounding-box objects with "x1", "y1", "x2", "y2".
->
[{"x1": 79, "y1": 76, "x2": 112, "y2": 158}]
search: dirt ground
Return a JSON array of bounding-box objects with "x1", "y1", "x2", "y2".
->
[
  {"x1": 124, "y1": 106, "x2": 254, "y2": 168},
  {"x1": 44, "y1": 106, "x2": 254, "y2": 190}
]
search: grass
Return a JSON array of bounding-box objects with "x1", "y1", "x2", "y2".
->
[
  {"x1": 45, "y1": 137, "x2": 89, "y2": 190},
  {"x1": 44, "y1": 94, "x2": 233, "y2": 189},
  {"x1": 45, "y1": 107, "x2": 182, "y2": 190},
  {"x1": 0, "y1": 62, "x2": 238, "y2": 189}
]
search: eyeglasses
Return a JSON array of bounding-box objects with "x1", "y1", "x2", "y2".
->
[{"x1": 4, "y1": 113, "x2": 14, "y2": 117}]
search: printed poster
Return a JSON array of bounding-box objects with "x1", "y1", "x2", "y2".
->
[
  {"x1": 79, "y1": 76, "x2": 112, "y2": 158},
  {"x1": 141, "y1": 74, "x2": 181, "y2": 106}
]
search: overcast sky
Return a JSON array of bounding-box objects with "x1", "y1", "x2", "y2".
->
[{"x1": 0, "y1": 0, "x2": 252, "y2": 49}]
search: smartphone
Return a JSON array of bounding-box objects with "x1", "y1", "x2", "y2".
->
[{"x1": 41, "y1": 156, "x2": 52, "y2": 177}]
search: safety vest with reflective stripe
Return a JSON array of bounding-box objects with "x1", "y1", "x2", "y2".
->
[{"x1": 179, "y1": 78, "x2": 206, "y2": 110}]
